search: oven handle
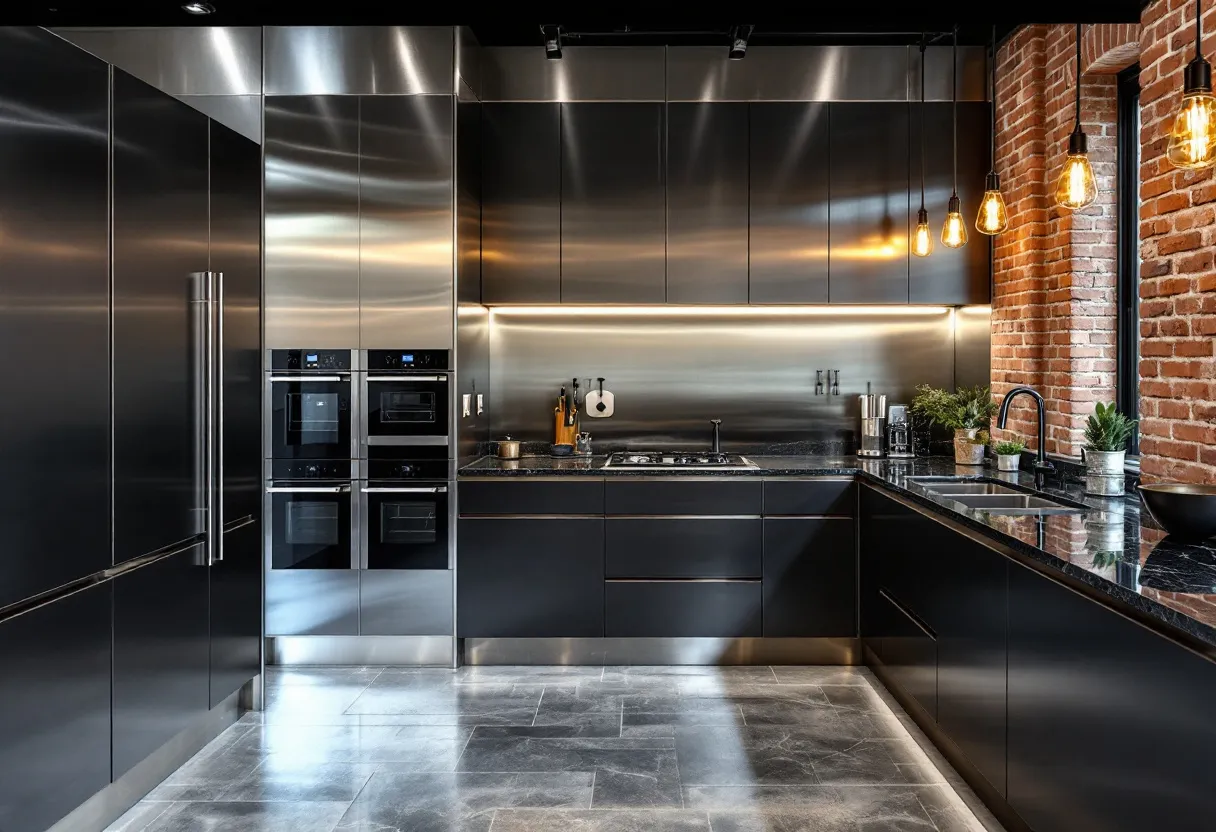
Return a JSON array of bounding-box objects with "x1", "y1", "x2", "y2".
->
[
  {"x1": 365, "y1": 375, "x2": 447, "y2": 382},
  {"x1": 267, "y1": 486, "x2": 351, "y2": 493},
  {"x1": 270, "y1": 375, "x2": 346, "y2": 382},
  {"x1": 361, "y1": 486, "x2": 448, "y2": 493}
]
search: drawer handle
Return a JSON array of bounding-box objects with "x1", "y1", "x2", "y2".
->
[{"x1": 878, "y1": 588, "x2": 937, "y2": 640}]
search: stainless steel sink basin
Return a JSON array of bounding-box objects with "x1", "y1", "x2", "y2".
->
[{"x1": 906, "y1": 476, "x2": 1085, "y2": 515}]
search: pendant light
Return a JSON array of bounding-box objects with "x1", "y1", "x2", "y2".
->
[
  {"x1": 1055, "y1": 23, "x2": 1098, "y2": 209},
  {"x1": 913, "y1": 35, "x2": 933, "y2": 257},
  {"x1": 941, "y1": 26, "x2": 968, "y2": 249},
  {"x1": 1168, "y1": 0, "x2": 1216, "y2": 169},
  {"x1": 976, "y1": 25, "x2": 1009, "y2": 234}
]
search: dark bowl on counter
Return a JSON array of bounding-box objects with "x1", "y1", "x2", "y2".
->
[{"x1": 1139, "y1": 484, "x2": 1216, "y2": 542}]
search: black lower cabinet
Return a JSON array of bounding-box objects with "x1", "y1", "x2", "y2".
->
[
  {"x1": 113, "y1": 543, "x2": 211, "y2": 778},
  {"x1": 210, "y1": 519, "x2": 262, "y2": 707},
  {"x1": 875, "y1": 588, "x2": 938, "y2": 720},
  {"x1": 0, "y1": 584, "x2": 111, "y2": 832},
  {"x1": 763, "y1": 518, "x2": 855, "y2": 636},
  {"x1": 458, "y1": 518, "x2": 604, "y2": 637},
  {"x1": 1007, "y1": 562, "x2": 1216, "y2": 832},
  {"x1": 605, "y1": 580, "x2": 761, "y2": 637},
  {"x1": 607, "y1": 518, "x2": 761, "y2": 578}
]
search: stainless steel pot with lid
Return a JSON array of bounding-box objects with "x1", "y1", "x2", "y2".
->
[{"x1": 496, "y1": 435, "x2": 521, "y2": 459}]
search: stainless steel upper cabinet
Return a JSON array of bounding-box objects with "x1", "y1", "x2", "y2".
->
[
  {"x1": 112, "y1": 70, "x2": 211, "y2": 563},
  {"x1": 667, "y1": 103, "x2": 749, "y2": 304},
  {"x1": 481, "y1": 103, "x2": 561, "y2": 304},
  {"x1": 359, "y1": 95, "x2": 454, "y2": 349},
  {"x1": 910, "y1": 102, "x2": 991, "y2": 304},
  {"x1": 828, "y1": 103, "x2": 911, "y2": 304},
  {"x1": 749, "y1": 103, "x2": 831, "y2": 304},
  {"x1": 560, "y1": 103, "x2": 666, "y2": 304},
  {"x1": 0, "y1": 28, "x2": 110, "y2": 606},
  {"x1": 264, "y1": 96, "x2": 360, "y2": 348}
]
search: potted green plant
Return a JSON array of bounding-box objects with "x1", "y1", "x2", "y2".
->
[
  {"x1": 992, "y1": 438, "x2": 1025, "y2": 472},
  {"x1": 911, "y1": 384, "x2": 998, "y2": 465},
  {"x1": 1083, "y1": 402, "x2": 1137, "y2": 496}
]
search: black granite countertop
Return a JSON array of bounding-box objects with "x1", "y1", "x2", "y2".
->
[{"x1": 460, "y1": 454, "x2": 1216, "y2": 650}]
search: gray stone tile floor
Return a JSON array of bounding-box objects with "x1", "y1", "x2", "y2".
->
[{"x1": 105, "y1": 665, "x2": 1005, "y2": 832}]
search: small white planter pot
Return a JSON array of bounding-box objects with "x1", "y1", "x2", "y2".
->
[
  {"x1": 1085, "y1": 449, "x2": 1126, "y2": 496},
  {"x1": 954, "y1": 429, "x2": 986, "y2": 466},
  {"x1": 996, "y1": 453, "x2": 1021, "y2": 472}
]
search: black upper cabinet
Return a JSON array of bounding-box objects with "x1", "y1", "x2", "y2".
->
[
  {"x1": 909, "y1": 102, "x2": 991, "y2": 304},
  {"x1": 667, "y1": 103, "x2": 749, "y2": 303},
  {"x1": 482, "y1": 103, "x2": 561, "y2": 303},
  {"x1": 560, "y1": 103, "x2": 666, "y2": 303},
  {"x1": 749, "y1": 103, "x2": 831, "y2": 304},
  {"x1": 828, "y1": 103, "x2": 911, "y2": 303}
]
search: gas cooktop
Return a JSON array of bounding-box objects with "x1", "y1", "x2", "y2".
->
[{"x1": 602, "y1": 451, "x2": 757, "y2": 470}]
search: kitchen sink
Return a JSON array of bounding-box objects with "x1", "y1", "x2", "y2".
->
[{"x1": 906, "y1": 476, "x2": 1086, "y2": 515}]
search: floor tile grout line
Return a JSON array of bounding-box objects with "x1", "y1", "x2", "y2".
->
[
  {"x1": 588, "y1": 769, "x2": 597, "y2": 809},
  {"x1": 532, "y1": 686, "x2": 545, "y2": 726}
]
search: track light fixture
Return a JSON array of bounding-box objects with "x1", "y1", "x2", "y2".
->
[
  {"x1": 729, "y1": 25, "x2": 754, "y2": 60},
  {"x1": 1055, "y1": 23, "x2": 1098, "y2": 209},
  {"x1": 1168, "y1": 0, "x2": 1216, "y2": 169},
  {"x1": 541, "y1": 24, "x2": 562, "y2": 60}
]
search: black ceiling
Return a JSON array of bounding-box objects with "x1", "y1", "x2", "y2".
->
[{"x1": 10, "y1": 1, "x2": 1145, "y2": 43}]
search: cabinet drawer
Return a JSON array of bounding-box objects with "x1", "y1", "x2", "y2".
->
[
  {"x1": 763, "y1": 479, "x2": 855, "y2": 516},
  {"x1": 605, "y1": 480, "x2": 761, "y2": 516},
  {"x1": 605, "y1": 581, "x2": 762, "y2": 637},
  {"x1": 606, "y1": 518, "x2": 761, "y2": 578},
  {"x1": 459, "y1": 479, "x2": 604, "y2": 516}
]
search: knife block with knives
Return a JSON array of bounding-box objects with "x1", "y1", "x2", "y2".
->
[{"x1": 553, "y1": 381, "x2": 580, "y2": 447}]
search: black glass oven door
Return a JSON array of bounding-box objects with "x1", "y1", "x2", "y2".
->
[
  {"x1": 361, "y1": 485, "x2": 449, "y2": 569},
  {"x1": 270, "y1": 376, "x2": 353, "y2": 460},
  {"x1": 365, "y1": 376, "x2": 449, "y2": 442},
  {"x1": 269, "y1": 485, "x2": 354, "y2": 569}
]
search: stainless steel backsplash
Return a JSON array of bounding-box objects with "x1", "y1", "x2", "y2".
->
[{"x1": 486, "y1": 306, "x2": 990, "y2": 451}]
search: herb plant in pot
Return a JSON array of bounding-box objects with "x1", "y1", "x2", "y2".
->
[
  {"x1": 911, "y1": 385, "x2": 998, "y2": 466},
  {"x1": 992, "y1": 439, "x2": 1025, "y2": 472},
  {"x1": 1083, "y1": 402, "x2": 1136, "y2": 496}
]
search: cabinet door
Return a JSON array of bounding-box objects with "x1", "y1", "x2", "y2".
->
[
  {"x1": 605, "y1": 581, "x2": 761, "y2": 637},
  {"x1": 605, "y1": 479, "x2": 762, "y2": 516},
  {"x1": 0, "y1": 584, "x2": 110, "y2": 832},
  {"x1": 762, "y1": 518, "x2": 855, "y2": 637},
  {"x1": 909, "y1": 102, "x2": 991, "y2": 304},
  {"x1": 1007, "y1": 562, "x2": 1216, "y2": 832},
  {"x1": 560, "y1": 103, "x2": 665, "y2": 303},
  {"x1": 458, "y1": 518, "x2": 604, "y2": 637},
  {"x1": 481, "y1": 103, "x2": 560, "y2": 303},
  {"x1": 113, "y1": 544, "x2": 211, "y2": 778},
  {"x1": 829, "y1": 103, "x2": 910, "y2": 303},
  {"x1": 749, "y1": 103, "x2": 830, "y2": 303},
  {"x1": 667, "y1": 103, "x2": 749, "y2": 303},
  {"x1": 877, "y1": 588, "x2": 937, "y2": 720},
  {"x1": 606, "y1": 518, "x2": 761, "y2": 578},
  {"x1": 210, "y1": 519, "x2": 262, "y2": 707}
]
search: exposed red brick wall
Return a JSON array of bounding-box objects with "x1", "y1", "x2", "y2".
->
[
  {"x1": 1139, "y1": 0, "x2": 1216, "y2": 483},
  {"x1": 991, "y1": 24, "x2": 1130, "y2": 457}
]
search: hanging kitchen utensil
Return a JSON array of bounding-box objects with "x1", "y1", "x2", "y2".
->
[{"x1": 584, "y1": 377, "x2": 615, "y2": 418}]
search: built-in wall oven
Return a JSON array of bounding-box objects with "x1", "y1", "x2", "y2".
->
[
  {"x1": 362, "y1": 349, "x2": 450, "y2": 449},
  {"x1": 267, "y1": 349, "x2": 357, "y2": 466}
]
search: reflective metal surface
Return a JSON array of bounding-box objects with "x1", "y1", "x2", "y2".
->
[
  {"x1": 481, "y1": 46, "x2": 665, "y2": 102},
  {"x1": 488, "y1": 307, "x2": 958, "y2": 448},
  {"x1": 359, "y1": 95, "x2": 454, "y2": 349},
  {"x1": 52, "y1": 27, "x2": 262, "y2": 96},
  {"x1": 265, "y1": 571, "x2": 360, "y2": 635},
  {"x1": 560, "y1": 103, "x2": 666, "y2": 302},
  {"x1": 667, "y1": 46, "x2": 910, "y2": 102},
  {"x1": 913, "y1": 44, "x2": 988, "y2": 103},
  {"x1": 456, "y1": 99, "x2": 483, "y2": 305},
  {"x1": 0, "y1": 28, "x2": 110, "y2": 608},
  {"x1": 359, "y1": 570, "x2": 454, "y2": 635},
  {"x1": 180, "y1": 94, "x2": 262, "y2": 143},
  {"x1": 749, "y1": 103, "x2": 831, "y2": 303},
  {"x1": 264, "y1": 27, "x2": 455, "y2": 95},
  {"x1": 264, "y1": 96, "x2": 360, "y2": 348},
  {"x1": 456, "y1": 304, "x2": 490, "y2": 466},
  {"x1": 480, "y1": 103, "x2": 561, "y2": 303},
  {"x1": 268, "y1": 635, "x2": 455, "y2": 665},
  {"x1": 456, "y1": 26, "x2": 482, "y2": 100},
  {"x1": 954, "y1": 305, "x2": 992, "y2": 390},
  {"x1": 462, "y1": 637, "x2": 860, "y2": 666},
  {"x1": 112, "y1": 69, "x2": 211, "y2": 563},
  {"x1": 667, "y1": 103, "x2": 749, "y2": 303}
]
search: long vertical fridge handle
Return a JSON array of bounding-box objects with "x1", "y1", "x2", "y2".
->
[{"x1": 212, "y1": 271, "x2": 224, "y2": 563}]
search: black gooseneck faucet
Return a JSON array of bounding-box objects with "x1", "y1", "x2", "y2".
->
[{"x1": 996, "y1": 386, "x2": 1056, "y2": 490}]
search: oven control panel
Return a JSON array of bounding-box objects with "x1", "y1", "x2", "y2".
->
[
  {"x1": 272, "y1": 460, "x2": 352, "y2": 480},
  {"x1": 271, "y1": 349, "x2": 352, "y2": 372},
  {"x1": 368, "y1": 349, "x2": 450, "y2": 371}
]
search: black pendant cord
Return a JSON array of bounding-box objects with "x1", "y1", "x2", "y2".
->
[
  {"x1": 920, "y1": 34, "x2": 927, "y2": 211},
  {"x1": 1075, "y1": 22, "x2": 1082, "y2": 131},
  {"x1": 952, "y1": 25, "x2": 959, "y2": 198},
  {"x1": 990, "y1": 25, "x2": 997, "y2": 173},
  {"x1": 1197, "y1": 0, "x2": 1203, "y2": 61}
]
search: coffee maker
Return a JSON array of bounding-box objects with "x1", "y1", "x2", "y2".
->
[
  {"x1": 857, "y1": 387, "x2": 887, "y2": 458},
  {"x1": 886, "y1": 404, "x2": 915, "y2": 458}
]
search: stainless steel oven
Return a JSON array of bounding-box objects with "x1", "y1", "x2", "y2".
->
[
  {"x1": 362, "y1": 349, "x2": 450, "y2": 448},
  {"x1": 360, "y1": 450, "x2": 450, "y2": 570},
  {"x1": 267, "y1": 349, "x2": 356, "y2": 463}
]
